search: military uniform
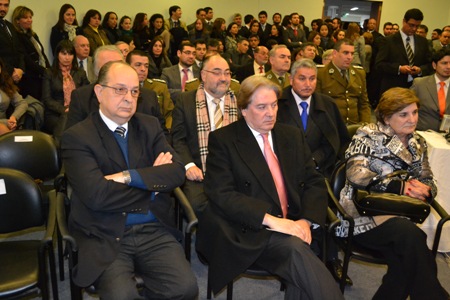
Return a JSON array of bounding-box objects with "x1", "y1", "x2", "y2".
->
[
  {"x1": 143, "y1": 79, "x2": 174, "y2": 130},
  {"x1": 184, "y1": 78, "x2": 241, "y2": 96},
  {"x1": 265, "y1": 70, "x2": 291, "y2": 89},
  {"x1": 316, "y1": 63, "x2": 371, "y2": 125}
]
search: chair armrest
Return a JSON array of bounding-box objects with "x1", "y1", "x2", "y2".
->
[
  {"x1": 55, "y1": 190, "x2": 78, "y2": 252},
  {"x1": 327, "y1": 206, "x2": 341, "y2": 234},
  {"x1": 173, "y1": 187, "x2": 198, "y2": 234},
  {"x1": 43, "y1": 190, "x2": 58, "y2": 245},
  {"x1": 431, "y1": 201, "x2": 450, "y2": 256}
]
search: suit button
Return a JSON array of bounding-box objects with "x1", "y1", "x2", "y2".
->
[
  {"x1": 116, "y1": 238, "x2": 120, "y2": 242},
  {"x1": 122, "y1": 212, "x2": 126, "y2": 216}
]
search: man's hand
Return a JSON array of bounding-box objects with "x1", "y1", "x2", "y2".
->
[
  {"x1": 399, "y1": 65, "x2": 412, "y2": 74},
  {"x1": 410, "y1": 66, "x2": 421, "y2": 76},
  {"x1": 153, "y1": 152, "x2": 173, "y2": 166},
  {"x1": 186, "y1": 165, "x2": 204, "y2": 182},
  {"x1": 263, "y1": 214, "x2": 312, "y2": 244},
  {"x1": 104, "y1": 172, "x2": 125, "y2": 183}
]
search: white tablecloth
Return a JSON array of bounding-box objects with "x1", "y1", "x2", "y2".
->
[{"x1": 417, "y1": 130, "x2": 450, "y2": 252}]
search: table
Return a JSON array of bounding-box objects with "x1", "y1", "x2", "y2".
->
[{"x1": 417, "y1": 130, "x2": 450, "y2": 252}]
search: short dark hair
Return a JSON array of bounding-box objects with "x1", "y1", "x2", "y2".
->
[
  {"x1": 207, "y1": 38, "x2": 219, "y2": 48},
  {"x1": 431, "y1": 48, "x2": 450, "y2": 64},
  {"x1": 169, "y1": 5, "x2": 180, "y2": 16},
  {"x1": 383, "y1": 22, "x2": 393, "y2": 29},
  {"x1": 258, "y1": 11, "x2": 267, "y2": 18},
  {"x1": 272, "y1": 13, "x2": 281, "y2": 20},
  {"x1": 244, "y1": 14, "x2": 254, "y2": 24},
  {"x1": 125, "y1": 49, "x2": 148, "y2": 64},
  {"x1": 417, "y1": 24, "x2": 428, "y2": 33},
  {"x1": 179, "y1": 41, "x2": 194, "y2": 52},
  {"x1": 194, "y1": 39, "x2": 206, "y2": 47},
  {"x1": 196, "y1": 8, "x2": 205, "y2": 16},
  {"x1": 237, "y1": 37, "x2": 248, "y2": 44},
  {"x1": 290, "y1": 12, "x2": 299, "y2": 20},
  {"x1": 248, "y1": 33, "x2": 260, "y2": 40},
  {"x1": 204, "y1": 7, "x2": 212, "y2": 14},
  {"x1": 334, "y1": 38, "x2": 354, "y2": 51},
  {"x1": 404, "y1": 8, "x2": 424, "y2": 22},
  {"x1": 299, "y1": 42, "x2": 315, "y2": 51},
  {"x1": 434, "y1": 28, "x2": 443, "y2": 35},
  {"x1": 332, "y1": 17, "x2": 342, "y2": 25}
]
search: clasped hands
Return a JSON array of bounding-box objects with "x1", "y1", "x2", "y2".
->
[
  {"x1": 404, "y1": 179, "x2": 431, "y2": 201},
  {"x1": 399, "y1": 65, "x2": 421, "y2": 76},
  {"x1": 104, "y1": 152, "x2": 173, "y2": 183}
]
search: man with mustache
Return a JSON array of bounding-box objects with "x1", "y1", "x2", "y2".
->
[{"x1": 316, "y1": 39, "x2": 371, "y2": 125}]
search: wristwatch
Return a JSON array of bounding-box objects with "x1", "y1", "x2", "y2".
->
[{"x1": 122, "y1": 170, "x2": 131, "y2": 185}]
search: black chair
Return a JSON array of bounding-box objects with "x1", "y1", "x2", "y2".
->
[
  {"x1": 56, "y1": 186, "x2": 198, "y2": 299},
  {"x1": 327, "y1": 162, "x2": 450, "y2": 293},
  {"x1": 0, "y1": 168, "x2": 57, "y2": 299}
]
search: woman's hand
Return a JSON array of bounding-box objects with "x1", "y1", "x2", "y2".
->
[
  {"x1": 404, "y1": 179, "x2": 431, "y2": 201},
  {"x1": 7, "y1": 116, "x2": 17, "y2": 130}
]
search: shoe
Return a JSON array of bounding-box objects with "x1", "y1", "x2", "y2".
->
[{"x1": 326, "y1": 259, "x2": 353, "y2": 286}]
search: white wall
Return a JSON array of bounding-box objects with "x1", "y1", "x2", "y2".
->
[{"x1": 6, "y1": 0, "x2": 450, "y2": 60}]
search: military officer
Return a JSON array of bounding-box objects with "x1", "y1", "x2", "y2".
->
[
  {"x1": 265, "y1": 45, "x2": 291, "y2": 89},
  {"x1": 316, "y1": 39, "x2": 371, "y2": 125}
]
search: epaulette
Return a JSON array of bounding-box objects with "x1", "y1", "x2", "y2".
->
[
  {"x1": 230, "y1": 78, "x2": 240, "y2": 83},
  {"x1": 316, "y1": 64, "x2": 325, "y2": 68},
  {"x1": 353, "y1": 65, "x2": 364, "y2": 69},
  {"x1": 186, "y1": 78, "x2": 199, "y2": 84},
  {"x1": 152, "y1": 78, "x2": 167, "y2": 84}
]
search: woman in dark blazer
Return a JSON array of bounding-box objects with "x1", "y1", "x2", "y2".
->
[
  {"x1": 50, "y1": 4, "x2": 83, "y2": 55},
  {"x1": 12, "y1": 6, "x2": 50, "y2": 100},
  {"x1": 148, "y1": 37, "x2": 172, "y2": 79},
  {"x1": 82, "y1": 9, "x2": 111, "y2": 56},
  {"x1": 42, "y1": 40, "x2": 89, "y2": 139}
]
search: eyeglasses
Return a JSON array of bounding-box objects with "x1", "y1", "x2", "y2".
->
[
  {"x1": 101, "y1": 85, "x2": 140, "y2": 98},
  {"x1": 203, "y1": 69, "x2": 232, "y2": 77}
]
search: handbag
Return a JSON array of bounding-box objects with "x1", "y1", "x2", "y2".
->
[{"x1": 353, "y1": 170, "x2": 431, "y2": 224}]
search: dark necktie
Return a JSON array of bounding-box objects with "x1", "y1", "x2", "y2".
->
[
  {"x1": 79, "y1": 60, "x2": 84, "y2": 68},
  {"x1": 341, "y1": 69, "x2": 348, "y2": 84},
  {"x1": 300, "y1": 102, "x2": 308, "y2": 131},
  {"x1": 278, "y1": 76, "x2": 284, "y2": 86},
  {"x1": 0, "y1": 18, "x2": 12, "y2": 40},
  {"x1": 406, "y1": 36, "x2": 414, "y2": 66},
  {"x1": 115, "y1": 126, "x2": 126, "y2": 138}
]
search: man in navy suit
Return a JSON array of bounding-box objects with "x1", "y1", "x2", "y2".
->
[
  {"x1": 375, "y1": 8, "x2": 433, "y2": 94},
  {"x1": 0, "y1": 0, "x2": 25, "y2": 83},
  {"x1": 62, "y1": 61, "x2": 197, "y2": 299},
  {"x1": 197, "y1": 75, "x2": 343, "y2": 300}
]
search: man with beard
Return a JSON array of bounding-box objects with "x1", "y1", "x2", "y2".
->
[{"x1": 171, "y1": 54, "x2": 238, "y2": 215}]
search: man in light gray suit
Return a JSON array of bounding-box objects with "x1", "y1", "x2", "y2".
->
[
  {"x1": 73, "y1": 35, "x2": 96, "y2": 83},
  {"x1": 161, "y1": 42, "x2": 200, "y2": 103},
  {"x1": 411, "y1": 48, "x2": 450, "y2": 131}
]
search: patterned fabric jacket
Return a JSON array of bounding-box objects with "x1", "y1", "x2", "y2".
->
[{"x1": 336, "y1": 122, "x2": 436, "y2": 237}]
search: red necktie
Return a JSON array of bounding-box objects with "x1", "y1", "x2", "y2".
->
[
  {"x1": 259, "y1": 65, "x2": 264, "y2": 74},
  {"x1": 438, "y1": 81, "x2": 446, "y2": 118},
  {"x1": 293, "y1": 28, "x2": 298, "y2": 37},
  {"x1": 262, "y1": 133, "x2": 288, "y2": 218},
  {"x1": 181, "y1": 68, "x2": 188, "y2": 91}
]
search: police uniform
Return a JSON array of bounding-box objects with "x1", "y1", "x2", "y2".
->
[
  {"x1": 184, "y1": 78, "x2": 241, "y2": 96},
  {"x1": 316, "y1": 63, "x2": 371, "y2": 125},
  {"x1": 143, "y1": 78, "x2": 174, "y2": 130},
  {"x1": 265, "y1": 70, "x2": 291, "y2": 89}
]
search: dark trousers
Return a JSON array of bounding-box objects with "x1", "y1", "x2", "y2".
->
[
  {"x1": 95, "y1": 223, "x2": 198, "y2": 300},
  {"x1": 354, "y1": 217, "x2": 448, "y2": 300},
  {"x1": 253, "y1": 232, "x2": 344, "y2": 300},
  {"x1": 182, "y1": 179, "x2": 208, "y2": 217}
]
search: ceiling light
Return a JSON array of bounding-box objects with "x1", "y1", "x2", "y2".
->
[{"x1": 350, "y1": 7, "x2": 359, "y2": 11}]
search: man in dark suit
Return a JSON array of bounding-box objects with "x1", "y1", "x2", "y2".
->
[
  {"x1": 161, "y1": 42, "x2": 200, "y2": 103},
  {"x1": 411, "y1": 48, "x2": 450, "y2": 131},
  {"x1": 257, "y1": 10, "x2": 271, "y2": 45},
  {"x1": 196, "y1": 75, "x2": 343, "y2": 300},
  {"x1": 61, "y1": 61, "x2": 197, "y2": 299},
  {"x1": 66, "y1": 46, "x2": 167, "y2": 136},
  {"x1": 171, "y1": 54, "x2": 238, "y2": 215},
  {"x1": 238, "y1": 14, "x2": 254, "y2": 38},
  {"x1": 282, "y1": 12, "x2": 307, "y2": 50},
  {"x1": 375, "y1": 8, "x2": 433, "y2": 95},
  {"x1": 235, "y1": 46, "x2": 270, "y2": 82},
  {"x1": 73, "y1": 35, "x2": 96, "y2": 83},
  {"x1": 0, "y1": 0, "x2": 25, "y2": 83}
]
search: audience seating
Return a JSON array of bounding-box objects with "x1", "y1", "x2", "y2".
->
[
  {"x1": 327, "y1": 161, "x2": 450, "y2": 293},
  {"x1": 0, "y1": 168, "x2": 57, "y2": 299}
]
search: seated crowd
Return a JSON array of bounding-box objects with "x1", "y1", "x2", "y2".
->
[{"x1": 1, "y1": 0, "x2": 450, "y2": 298}]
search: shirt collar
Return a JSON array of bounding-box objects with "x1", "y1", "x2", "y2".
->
[{"x1": 99, "y1": 109, "x2": 129, "y2": 134}]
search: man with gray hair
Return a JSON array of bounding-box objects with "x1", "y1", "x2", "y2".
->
[
  {"x1": 265, "y1": 44, "x2": 291, "y2": 88},
  {"x1": 73, "y1": 35, "x2": 96, "y2": 83},
  {"x1": 66, "y1": 45, "x2": 167, "y2": 136},
  {"x1": 278, "y1": 58, "x2": 352, "y2": 284}
]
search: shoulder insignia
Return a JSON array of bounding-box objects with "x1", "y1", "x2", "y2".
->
[
  {"x1": 316, "y1": 64, "x2": 325, "y2": 68},
  {"x1": 145, "y1": 79, "x2": 153, "y2": 84},
  {"x1": 152, "y1": 78, "x2": 167, "y2": 84},
  {"x1": 186, "y1": 78, "x2": 199, "y2": 84},
  {"x1": 350, "y1": 69, "x2": 356, "y2": 75},
  {"x1": 329, "y1": 68, "x2": 334, "y2": 74},
  {"x1": 267, "y1": 74, "x2": 273, "y2": 79},
  {"x1": 230, "y1": 78, "x2": 240, "y2": 83},
  {"x1": 353, "y1": 65, "x2": 364, "y2": 69}
]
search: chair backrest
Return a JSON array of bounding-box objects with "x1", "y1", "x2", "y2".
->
[
  {"x1": 0, "y1": 130, "x2": 60, "y2": 182},
  {"x1": 0, "y1": 168, "x2": 44, "y2": 233},
  {"x1": 330, "y1": 161, "x2": 346, "y2": 200}
]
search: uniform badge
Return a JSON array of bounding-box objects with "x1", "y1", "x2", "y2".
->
[
  {"x1": 329, "y1": 68, "x2": 334, "y2": 74},
  {"x1": 267, "y1": 74, "x2": 272, "y2": 79}
]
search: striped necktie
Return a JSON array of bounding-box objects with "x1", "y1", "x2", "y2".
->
[
  {"x1": 212, "y1": 98, "x2": 223, "y2": 129},
  {"x1": 115, "y1": 126, "x2": 126, "y2": 138},
  {"x1": 406, "y1": 36, "x2": 414, "y2": 66}
]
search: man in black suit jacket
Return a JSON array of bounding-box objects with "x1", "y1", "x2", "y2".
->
[
  {"x1": 196, "y1": 75, "x2": 343, "y2": 300},
  {"x1": 61, "y1": 61, "x2": 197, "y2": 299},
  {"x1": 283, "y1": 13, "x2": 307, "y2": 50},
  {"x1": 0, "y1": 0, "x2": 25, "y2": 82},
  {"x1": 66, "y1": 46, "x2": 168, "y2": 138},
  {"x1": 234, "y1": 46, "x2": 270, "y2": 82},
  {"x1": 375, "y1": 9, "x2": 432, "y2": 95},
  {"x1": 278, "y1": 59, "x2": 350, "y2": 179}
]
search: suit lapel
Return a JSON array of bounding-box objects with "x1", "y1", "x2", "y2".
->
[
  {"x1": 127, "y1": 118, "x2": 145, "y2": 169},
  {"x1": 425, "y1": 76, "x2": 440, "y2": 112},
  {"x1": 234, "y1": 121, "x2": 281, "y2": 209},
  {"x1": 285, "y1": 91, "x2": 303, "y2": 128}
]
